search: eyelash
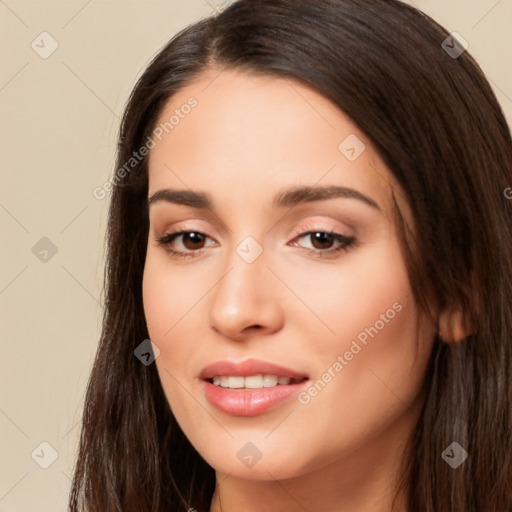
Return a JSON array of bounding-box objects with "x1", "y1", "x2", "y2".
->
[{"x1": 154, "y1": 229, "x2": 356, "y2": 260}]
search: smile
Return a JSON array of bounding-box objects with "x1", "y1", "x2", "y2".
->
[
  {"x1": 200, "y1": 359, "x2": 309, "y2": 416},
  {"x1": 210, "y1": 374, "x2": 306, "y2": 389}
]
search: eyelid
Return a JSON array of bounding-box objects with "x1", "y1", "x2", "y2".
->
[
  {"x1": 155, "y1": 219, "x2": 351, "y2": 242},
  {"x1": 288, "y1": 218, "x2": 355, "y2": 240},
  {"x1": 153, "y1": 219, "x2": 219, "y2": 240},
  {"x1": 150, "y1": 208, "x2": 227, "y2": 238}
]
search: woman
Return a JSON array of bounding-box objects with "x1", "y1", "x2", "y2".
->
[{"x1": 69, "y1": 1, "x2": 512, "y2": 511}]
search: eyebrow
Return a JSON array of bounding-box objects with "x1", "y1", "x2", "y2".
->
[{"x1": 147, "y1": 185, "x2": 381, "y2": 211}]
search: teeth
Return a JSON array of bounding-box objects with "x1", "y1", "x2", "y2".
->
[
  {"x1": 211, "y1": 374, "x2": 298, "y2": 389},
  {"x1": 227, "y1": 376, "x2": 244, "y2": 388},
  {"x1": 263, "y1": 375, "x2": 278, "y2": 387},
  {"x1": 245, "y1": 375, "x2": 264, "y2": 388}
]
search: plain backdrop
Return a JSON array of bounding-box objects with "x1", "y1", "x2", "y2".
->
[{"x1": 0, "y1": 1, "x2": 511, "y2": 510}]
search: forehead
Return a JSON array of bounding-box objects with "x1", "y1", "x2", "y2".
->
[{"x1": 147, "y1": 68, "x2": 406, "y2": 220}]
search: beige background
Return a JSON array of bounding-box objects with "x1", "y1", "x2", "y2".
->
[{"x1": 0, "y1": 1, "x2": 511, "y2": 510}]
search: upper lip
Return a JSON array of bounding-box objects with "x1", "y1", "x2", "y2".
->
[{"x1": 200, "y1": 358, "x2": 309, "y2": 380}]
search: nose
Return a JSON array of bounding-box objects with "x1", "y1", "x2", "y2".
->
[{"x1": 208, "y1": 249, "x2": 285, "y2": 341}]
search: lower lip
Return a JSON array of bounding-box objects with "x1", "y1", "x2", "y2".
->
[{"x1": 203, "y1": 380, "x2": 308, "y2": 416}]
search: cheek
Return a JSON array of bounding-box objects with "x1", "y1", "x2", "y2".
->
[
  {"x1": 142, "y1": 252, "x2": 208, "y2": 421},
  {"x1": 298, "y1": 297, "x2": 430, "y2": 474},
  {"x1": 285, "y1": 237, "x2": 432, "y2": 425},
  {"x1": 298, "y1": 260, "x2": 432, "y2": 445},
  {"x1": 281, "y1": 236, "x2": 414, "y2": 351},
  {"x1": 142, "y1": 248, "x2": 222, "y2": 397},
  {"x1": 142, "y1": 250, "x2": 210, "y2": 350}
]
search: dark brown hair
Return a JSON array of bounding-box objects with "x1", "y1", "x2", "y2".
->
[{"x1": 69, "y1": 1, "x2": 512, "y2": 510}]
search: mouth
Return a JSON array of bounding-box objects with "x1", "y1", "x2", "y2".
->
[
  {"x1": 200, "y1": 358, "x2": 309, "y2": 416},
  {"x1": 208, "y1": 374, "x2": 307, "y2": 389}
]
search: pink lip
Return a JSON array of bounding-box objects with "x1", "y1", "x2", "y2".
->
[{"x1": 200, "y1": 358, "x2": 309, "y2": 417}]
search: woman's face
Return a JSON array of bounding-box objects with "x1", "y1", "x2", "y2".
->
[{"x1": 143, "y1": 68, "x2": 436, "y2": 481}]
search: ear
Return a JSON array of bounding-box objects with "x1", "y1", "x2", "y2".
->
[{"x1": 438, "y1": 308, "x2": 471, "y2": 343}]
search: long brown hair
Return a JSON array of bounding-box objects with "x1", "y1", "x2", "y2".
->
[{"x1": 69, "y1": 1, "x2": 512, "y2": 510}]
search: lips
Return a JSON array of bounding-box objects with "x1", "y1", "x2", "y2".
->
[{"x1": 200, "y1": 358, "x2": 309, "y2": 416}]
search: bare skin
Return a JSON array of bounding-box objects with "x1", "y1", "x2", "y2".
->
[{"x1": 142, "y1": 68, "x2": 458, "y2": 512}]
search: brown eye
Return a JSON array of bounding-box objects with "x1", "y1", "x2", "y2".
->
[
  {"x1": 292, "y1": 230, "x2": 356, "y2": 257},
  {"x1": 181, "y1": 232, "x2": 206, "y2": 250},
  {"x1": 156, "y1": 230, "x2": 216, "y2": 257},
  {"x1": 309, "y1": 232, "x2": 336, "y2": 250}
]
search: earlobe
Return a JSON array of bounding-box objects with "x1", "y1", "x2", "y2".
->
[{"x1": 438, "y1": 308, "x2": 470, "y2": 343}]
